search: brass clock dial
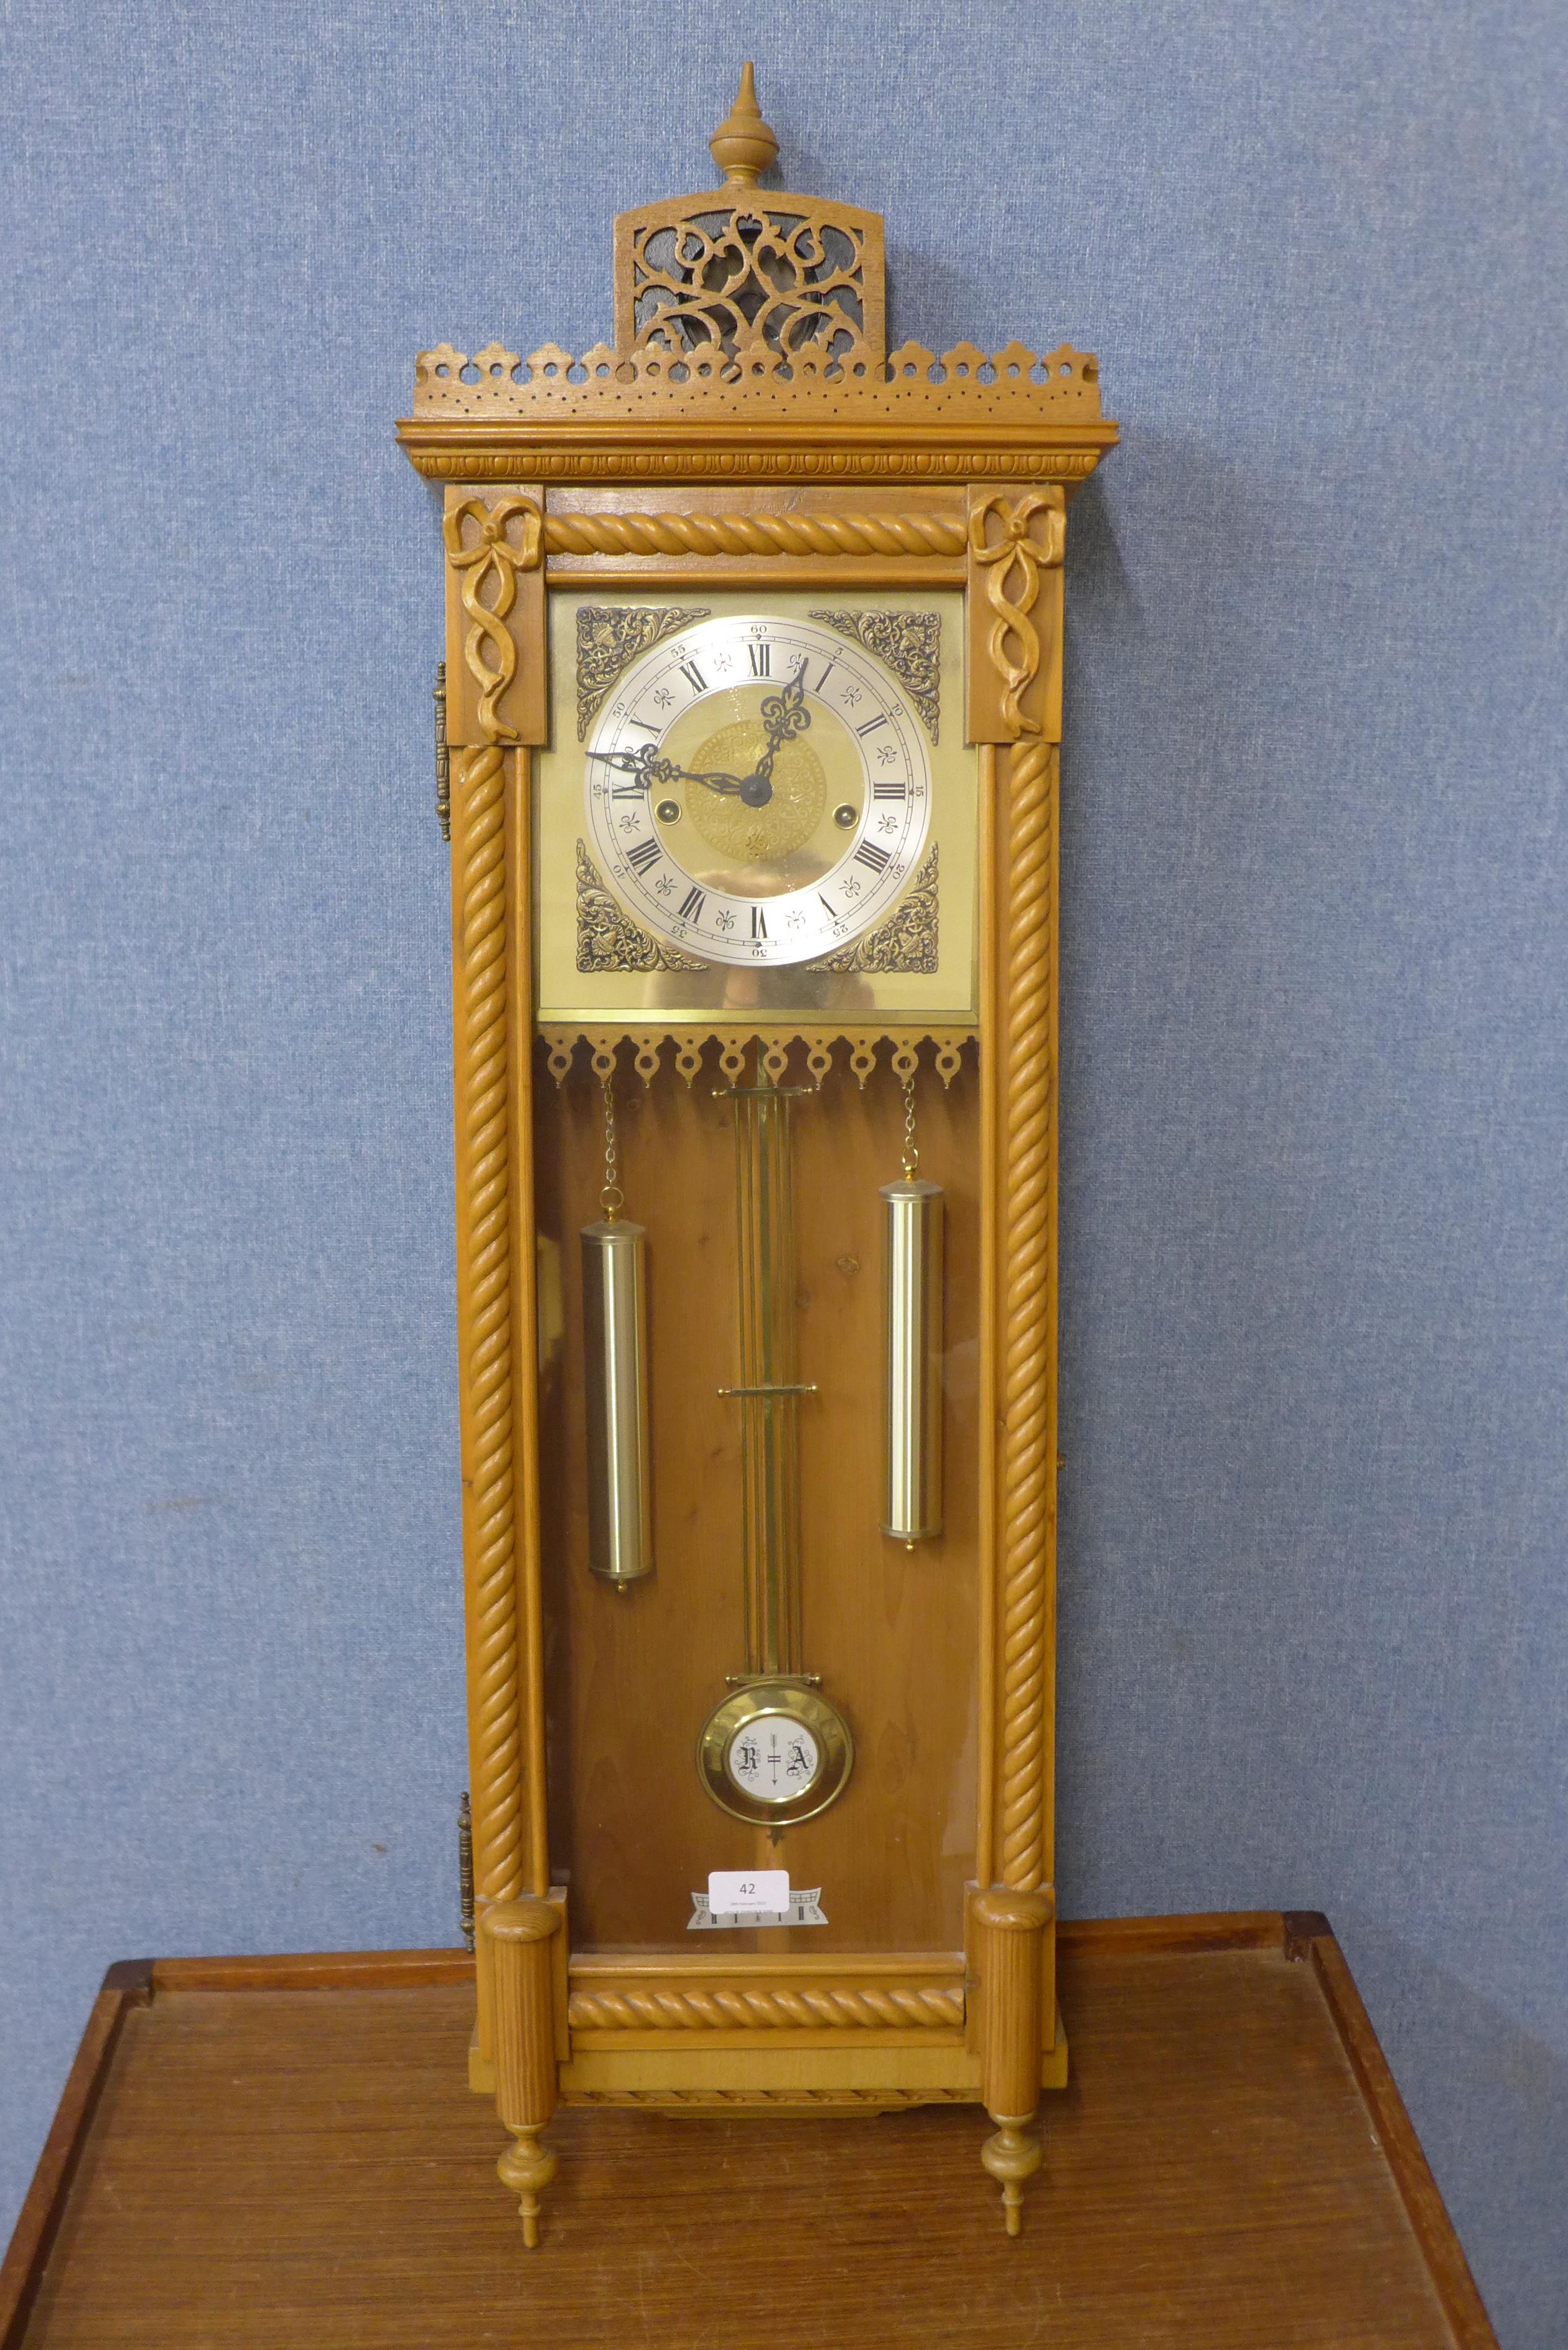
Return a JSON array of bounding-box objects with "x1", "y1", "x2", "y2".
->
[{"x1": 583, "y1": 612, "x2": 933, "y2": 968}]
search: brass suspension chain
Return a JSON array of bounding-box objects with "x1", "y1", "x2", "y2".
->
[
  {"x1": 599, "y1": 1072, "x2": 623, "y2": 1220},
  {"x1": 901, "y1": 1068, "x2": 920, "y2": 1179}
]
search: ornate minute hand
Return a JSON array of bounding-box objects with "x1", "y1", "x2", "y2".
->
[{"x1": 736, "y1": 660, "x2": 812, "y2": 807}]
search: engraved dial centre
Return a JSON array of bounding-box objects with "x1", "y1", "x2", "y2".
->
[{"x1": 681, "y1": 721, "x2": 826, "y2": 871}]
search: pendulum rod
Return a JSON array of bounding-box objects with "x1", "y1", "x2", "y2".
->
[{"x1": 719, "y1": 1065, "x2": 814, "y2": 1678}]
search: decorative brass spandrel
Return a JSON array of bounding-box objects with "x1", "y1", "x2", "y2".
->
[
  {"x1": 575, "y1": 843, "x2": 703, "y2": 974},
  {"x1": 576, "y1": 604, "x2": 711, "y2": 737},
  {"x1": 538, "y1": 587, "x2": 978, "y2": 1029},
  {"x1": 442, "y1": 489, "x2": 547, "y2": 746},
  {"x1": 805, "y1": 841, "x2": 938, "y2": 975},
  {"x1": 808, "y1": 608, "x2": 941, "y2": 741}
]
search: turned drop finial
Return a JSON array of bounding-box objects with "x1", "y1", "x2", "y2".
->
[{"x1": 710, "y1": 62, "x2": 778, "y2": 185}]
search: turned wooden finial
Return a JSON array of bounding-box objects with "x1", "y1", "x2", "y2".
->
[{"x1": 710, "y1": 62, "x2": 778, "y2": 185}]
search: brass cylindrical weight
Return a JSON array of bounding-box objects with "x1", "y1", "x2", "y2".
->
[
  {"x1": 581, "y1": 1218, "x2": 653, "y2": 1584},
  {"x1": 881, "y1": 1177, "x2": 944, "y2": 1541}
]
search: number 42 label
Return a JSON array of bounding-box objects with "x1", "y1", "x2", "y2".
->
[
  {"x1": 689, "y1": 1873, "x2": 828, "y2": 1929},
  {"x1": 710, "y1": 1870, "x2": 788, "y2": 1914}
]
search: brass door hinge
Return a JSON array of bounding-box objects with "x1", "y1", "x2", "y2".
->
[
  {"x1": 458, "y1": 1789, "x2": 475, "y2": 1951},
  {"x1": 433, "y1": 661, "x2": 450, "y2": 841}
]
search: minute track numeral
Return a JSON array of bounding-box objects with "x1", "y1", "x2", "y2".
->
[{"x1": 627, "y1": 837, "x2": 661, "y2": 874}]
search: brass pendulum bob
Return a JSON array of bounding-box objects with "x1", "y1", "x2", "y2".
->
[
  {"x1": 880, "y1": 1065, "x2": 944, "y2": 1543},
  {"x1": 581, "y1": 1066, "x2": 653, "y2": 1585}
]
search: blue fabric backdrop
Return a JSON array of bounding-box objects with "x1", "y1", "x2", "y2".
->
[{"x1": 1, "y1": 2, "x2": 1563, "y2": 2339}]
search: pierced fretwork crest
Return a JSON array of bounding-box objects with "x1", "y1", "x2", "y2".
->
[
  {"x1": 611, "y1": 63, "x2": 884, "y2": 371},
  {"x1": 403, "y1": 67, "x2": 1109, "y2": 464},
  {"x1": 809, "y1": 609, "x2": 941, "y2": 742},
  {"x1": 576, "y1": 604, "x2": 711, "y2": 738},
  {"x1": 620, "y1": 205, "x2": 879, "y2": 372}
]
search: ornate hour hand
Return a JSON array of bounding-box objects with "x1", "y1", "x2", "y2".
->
[
  {"x1": 584, "y1": 743, "x2": 671, "y2": 789},
  {"x1": 737, "y1": 660, "x2": 812, "y2": 806},
  {"x1": 681, "y1": 765, "x2": 752, "y2": 797}
]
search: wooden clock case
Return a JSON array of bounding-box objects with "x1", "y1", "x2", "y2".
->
[{"x1": 395, "y1": 68, "x2": 1116, "y2": 2242}]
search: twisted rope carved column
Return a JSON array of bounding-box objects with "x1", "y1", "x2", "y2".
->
[
  {"x1": 455, "y1": 739, "x2": 525, "y2": 1907},
  {"x1": 543, "y1": 509, "x2": 964, "y2": 559},
  {"x1": 963, "y1": 487, "x2": 1062, "y2": 2235},
  {"x1": 997, "y1": 731, "x2": 1056, "y2": 1895},
  {"x1": 568, "y1": 1984, "x2": 966, "y2": 2033}
]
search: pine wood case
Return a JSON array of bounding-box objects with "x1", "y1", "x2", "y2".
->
[{"x1": 400, "y1": 73, "x2": 1116, "y2": 2239}]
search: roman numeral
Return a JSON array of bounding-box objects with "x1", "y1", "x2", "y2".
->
[
  {"x1": 813, "y1": 659, "x2": 836, "y2": 694},
  {"x1": 751, "y1": 904, "x2": 768, "y2": 940},
  {"x1": 854, "y1": 840, "x2": 892, "y2": 875},
  {"x1": 627, "y1": 837, "x2": 660, "y2": 874},
  {"x1": 747, "y1": 641, "x2": 771, "y2": 677},
  {"x1": 856, "y1": 714, "x2": 889, "y2": 739},
  {"x1": 872, "y1": 780, "x2": 905, "y2": 799},
  {"x1": 679, "y1": 885, "x2": 706, "y2": 921},
  {"x1": 610, "y1": 784, "x2": 646, "y2": 799},
  {"x1": 627, "y1": 717, "x2": 661, "y2": 734},
  {"x1": 679, "y1": 660, "x2": 707, "y2": 693},
  {"x1": 818, "y1": 894, "x2": 836, "y2": 919}
]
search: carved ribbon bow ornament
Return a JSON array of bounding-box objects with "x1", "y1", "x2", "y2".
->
[
  {"x1": 968, "y1": 493, "x2": 1066, "y2": 739},
  {"x1": 442, "y1": 495, "x2": 544, "y2": 742}
]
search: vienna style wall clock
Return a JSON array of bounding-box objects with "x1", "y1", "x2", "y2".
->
[{"x1": 396, "y1": 67, "x2": 1116, "y2": 2242}]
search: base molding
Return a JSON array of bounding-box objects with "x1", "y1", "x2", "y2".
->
[{"x1": 468, "y1": 2007, "x2": 1068, "y2": 2102}]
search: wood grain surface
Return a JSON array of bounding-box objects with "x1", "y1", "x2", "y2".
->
[
  {"x1": 7, "y1": 1920, "x2": 1495, "y2": 2350},
  {"x1": 533, "y1": 1049, "x2": 982, "y2": 1955}
]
